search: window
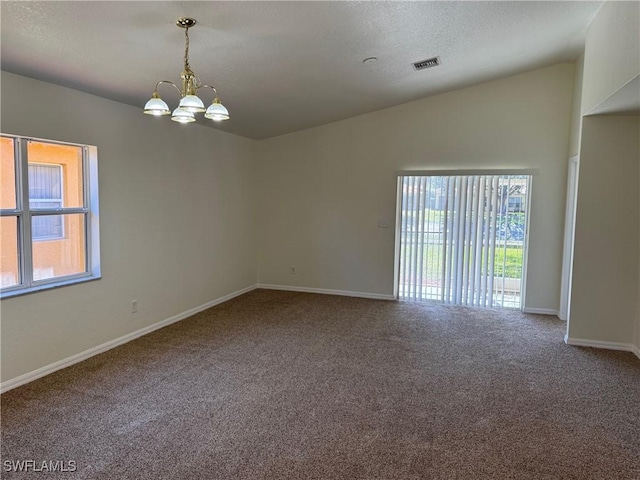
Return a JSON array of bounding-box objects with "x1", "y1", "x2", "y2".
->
[
  {"x1": 29, "y1": 164, "x2": 64, "y2": 240},
  {"x1": 0, "y1": 135, "x2": 100, "y2": 296},
  {"x1": 508, "y1": 196, "x2": 525, "y2": 213},
  {"x1": 396, "y1": 174, "x2": 531, "y2": 309}
]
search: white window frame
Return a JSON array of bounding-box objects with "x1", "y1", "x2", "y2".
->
[{"x1": 0, "y1": 134, "x2": 101, "y2": 298}]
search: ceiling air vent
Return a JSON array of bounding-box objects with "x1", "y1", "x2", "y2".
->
[{"x1": 413, "y1": 56, "x2": 441, "y2": 71}]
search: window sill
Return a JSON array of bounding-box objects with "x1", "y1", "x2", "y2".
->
[{"x1": 0, "y1": 275, "x2": 101, "y2": 299}]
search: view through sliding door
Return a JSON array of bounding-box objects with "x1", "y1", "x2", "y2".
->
[{"x1": 396, "y1": 174, "x2": 531, "y2": 309}]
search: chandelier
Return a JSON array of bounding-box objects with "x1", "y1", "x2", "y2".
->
[{"x1": 143, "y1": 18, "x2": 230, "y2": 123}]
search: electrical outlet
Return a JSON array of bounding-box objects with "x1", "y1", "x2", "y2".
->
[
  {"x1": 289, "y1": 266, "x2": 296, "y2": 275},
  {"x1": 131, "y1": 300, "x2": 138, "y2": 314},
  {"x1": 377, "y1": 219, "x2": 390, "y2": 228}
]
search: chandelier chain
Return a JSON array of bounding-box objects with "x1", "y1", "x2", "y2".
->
[{"x1": 184, "y1": 27, "x2": 191, "y2": 71}]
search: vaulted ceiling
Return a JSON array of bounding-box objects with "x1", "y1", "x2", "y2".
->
[{"x1": 1, "y1": 1, "x2": 603, "y2": 139}]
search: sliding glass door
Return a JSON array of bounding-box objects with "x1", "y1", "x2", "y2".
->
[{"x1": 396, "y1": 174, "x2": 531, "y2": 309}]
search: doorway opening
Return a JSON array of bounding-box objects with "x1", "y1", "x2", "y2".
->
[{"x1": 396, "y1": 174, "x2": 531, "y2": 309}]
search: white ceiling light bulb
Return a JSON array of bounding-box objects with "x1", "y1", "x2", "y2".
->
[
  {"x1": 143, "y1": 92, "x2": 170, "y2": 116},
  {"x1": 171, "y1": 107, "x2": 196, "y2": 123},
  {"x1": 178, "y1": 94, "x2": 206, "y2": 113},
  {"x1": 205, "y1": 97, "x2": 230, "y2": 121}
]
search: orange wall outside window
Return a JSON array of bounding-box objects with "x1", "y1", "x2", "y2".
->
[{"x1": 1, "y1": 137, "x2": 19, "y2": 285}]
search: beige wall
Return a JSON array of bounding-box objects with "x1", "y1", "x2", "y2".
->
[
  {"x1": 0, "y1": 72, "x2": 258, "y2": 383},
  {"x1": 0, "y1": 64, "x2": 579, "y2": 386},
  {"x1": 568, "y1": 115, "x2": 640, "y2": 344},
  {"x1": 637, "y1": 155, "x2": 640, "y2": 354},
  {"x1": 257, "y1": 64, "x2": 575, "y2": 310},
  {"x1": 565, "y1": 0, "x2": 640, "y2": 351},
  {"x1": 568, "y1": 53, "x2": 585, "y2": 157},
  {"x1": 581, "y1": 1, "x2": 640, "y2": 114}
]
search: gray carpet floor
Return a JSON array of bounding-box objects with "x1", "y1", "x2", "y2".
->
[{"x1": 1, "y1": 289, "x2": 639, "y2": 479}]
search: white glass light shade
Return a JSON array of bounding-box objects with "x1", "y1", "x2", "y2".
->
[
  {"x1": 204, "y1": 100, "x2": 230, "y2": 121},
  {"x1": 143, "y1": 96, "x2": 170, "y2": 116},
  {"x1": 170, "y1": 107, "x2": 196, "y2": 123},
  {"x1": 178, "y1": 95, "x2": 206, "y2": 113}
]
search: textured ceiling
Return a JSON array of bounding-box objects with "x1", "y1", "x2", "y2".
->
[{"x1": 1, "y1": 1, "x2": 603, "y2": 139}]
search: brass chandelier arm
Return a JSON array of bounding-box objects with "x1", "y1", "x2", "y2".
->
[
  {"x1": 154, "y1": 80, "x2": 183, "y2": 97},
  {"x1": 196, "y1": 84, "x2": 220, "y2": 98}
]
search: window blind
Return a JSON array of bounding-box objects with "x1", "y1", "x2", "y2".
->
[{"x1": 397, "y1": 174, "x2": 530, "y2": 309}]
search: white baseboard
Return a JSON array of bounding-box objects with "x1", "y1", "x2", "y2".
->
[
  {"x1": 522, "y1": 307, "x2": 559, "y2": 316},
  {"x1": 632, "y1": 344, "x2": 640, "y2": 360},
  {"x1": 0, "y1": 285, "x2": 257, "y2": 394},
  {"x1": 564, "y1": 335, "x2": 636, "y2": 354},
  {"x1": 256, "y1": 283, "x2": 396, "y2": 301}
]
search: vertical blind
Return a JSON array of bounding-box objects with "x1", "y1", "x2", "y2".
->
[{"x1": 398, "y1": 174, "x2": 530, "y2": 309}]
